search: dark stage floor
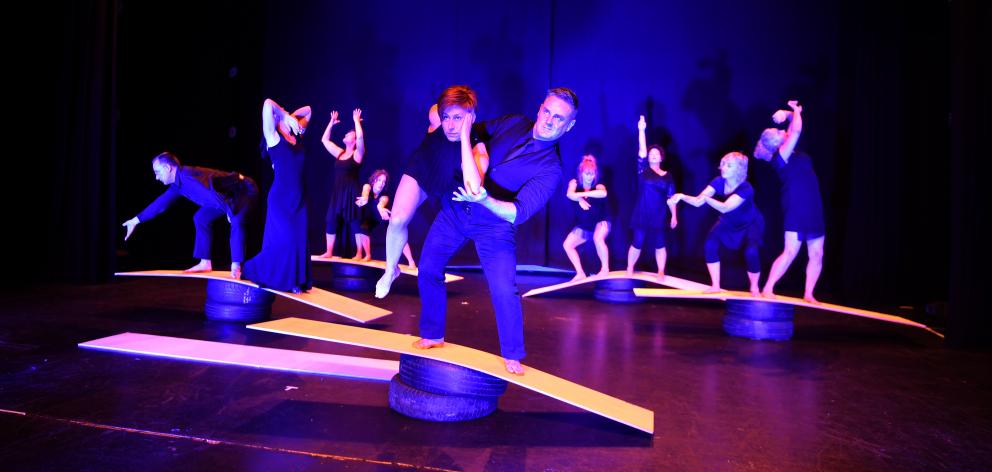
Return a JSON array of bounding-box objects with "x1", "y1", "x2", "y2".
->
[{"x1": 1, "y1": 269, "x2": 990, "y2": 471}]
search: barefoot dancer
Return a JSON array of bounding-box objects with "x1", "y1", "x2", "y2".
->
[
  {"x1": 375, "y1": 85, "x2": 487, "y2": 298},
  {"x1": 412, "y1": 87, "x2": 579, "y2": 376},
  {"x1": 563, "y1": 155, "x2": 610, "y2": 280},
  {"x1": 122, "y1": 152, "x2": 258, "y2": 278},
  {"x1": 754, "y1": 100, "x2": 825, "y2": 303},
  {"x1": 671, "y1": 152, "x2": 764, "y2": 295},
  {"x1": 352, "y1": 169, "x2": 415, "y2": 265},
  {"x1": 626, "y1": 115, "x2": 678, "y2": 281},
  {"x1": 318, "y1": 108, "x2": 365, "y2": 258}
]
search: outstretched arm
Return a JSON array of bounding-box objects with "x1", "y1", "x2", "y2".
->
[
  {"x1": 674, "y1": 186, "x2": 716, "y2": 208},
  {"x1": 703, "y1": 193, "x2": 745, "y2": 213},
  {"x1": 322, "y1": 110, "x2": 344, "y2": 157},
  {"x1": 356, "y1": 183, "x2": 371, "y2": 207},
  {"x1": 637, "y1": 115, "x2": 647, "y2": 158},
  {"x1": 353, "y1": 108, "x2": 365, "y2": 163},
  {"x1": 778, "y1": 100, "x2": 803, "y2": 162}
]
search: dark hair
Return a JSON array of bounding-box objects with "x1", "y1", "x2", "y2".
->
[
  {"x1": 547, "y1": 87, "x2": 579, "y2": 114},
  {"x1": 637, "y1": 144, "x2": 665, "y2": 173},
  {"x1": 437, "y1": 85, "x2": 478, "y2": 114},
  {"x1": 152, "y1": 151, "x2": 180, "y2": 168},
  {"x1": 368, "y1": 169, "x2": 389, "y2": 196}
]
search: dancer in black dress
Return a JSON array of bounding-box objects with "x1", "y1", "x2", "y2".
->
[
  {"x1": 242, "y1": 98, "x2": 312, "y2": 293},
  {"x1": 754, "y1": 100, "x2": 825, "y2": 303},
  {"x1": 626, "y1": 115, "x2": 679, "y2": 281},
  {"x1": 352, "y1": 169, "x2": 415, "y2": 266},
  {"x1": 318, "y1": 108, "x2": 365, "y2": 258},
  {"x1": 671, "y1": 152, "x2": 763, "y2": 295},
  {"x1": 563, "y1": 155, "x2": 610, "y2": 280}
]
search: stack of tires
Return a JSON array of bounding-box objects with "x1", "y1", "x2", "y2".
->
[
  {"x1": 331, "y1": 263, "x2": 377, "y2": 291},
  {"x1": 389, "y1": 355, "x2": 508, "y2": 422},
  {"x1": 593, "y1": 278, "x2": 644, "y2": 304},
  {"x1": 204, "y1": 279, "x2": 274, "y2": 323},
  {"x1": 723, "y1": 299, "x2": 795, "y2": 341}
]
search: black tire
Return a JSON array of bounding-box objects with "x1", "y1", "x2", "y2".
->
[
  {"x1": 332, "y1": 262, "x2": 380, "y2": 278},
  {"x1": 723, "y1": 300, "x2": 794, "y2": 341},
  {"x1": 331, "y1": 276, "x2": 372, "y2": 291},
  {"x1": 595, "y1": 278, "x2": 643, "y2": 291},
  {"x1": 388, "y1": 374, "x2": 498, "y2": 422},
  {"x1": 204, "y1": 279, "x2": 274, "y2": 322},
  {"x1": 398, "y1": 355, "x2": 508, "y2": 398},
  {"x1": 592, "y1": 277, "x2": 645, "y2": 304}
]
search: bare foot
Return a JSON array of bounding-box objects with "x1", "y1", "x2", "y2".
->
[
  {"x1": 316, "y1": 252, "x2": 333, "y2": 259},
  {"x1": 412, "y1": 338, "x2": 444, "y2": 350},
  {"x1": 703, "y1": 286, "x2": 722, "y2": 294},
  {"x1": 761, "y1": 289, "x2": 777, "y2": 299},
  {"x1": 656, "y1": 272, "x2": 666, "y2": 283},
  {"x1": 571, "y1": 272, "x2": 587, "y2": 282},
  {"x1": 596, "y1": 268, "x2": 610, "y2": 277},
  {"x1": 625, "y1": 268, "x2": 634, "y2": 277},
  {"x1": 803, "y1": 294, "x2": 820, "y2": 305},
  {"x1": 749, "y1": 287, "x2": 761, "y2": 297},
  {"x1": 375, "y1": 268, "x2": 400, "y2": 299},
  {"x1": 361, "y1": 256, "x2": 372, "y2": 262},
  {"x1": 350, "y1": 254, "x2": 363, "y2": 261},
  {"x1": 406, "y1": 263, "x2": 417, "y2": 270},
  {"x1": 504, "y1": 359, "x2": 525, "y2": 375},
  {"x1": 184, "y1": 261, "x2": 212, "y2": 273}
]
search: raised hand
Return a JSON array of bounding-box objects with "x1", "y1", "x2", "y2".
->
[
  {"x1": 787, "y1": 100, "x2": 802, "y2": 113},
  {"x1": 329, "y1": 110, "x2": 340, "y2": 126},
  {"x1": 637, "y1": 115, "x2": 647, "y2": 131},
  {"x1": 284, "y1": 114, "x2": 302, "y2": 135},
  {"x1": 353, "y1": 108, "x2": 363, "y2": 122},
  {"x1": 772, "y1": 110, "x2": 790, "y2": 124}
]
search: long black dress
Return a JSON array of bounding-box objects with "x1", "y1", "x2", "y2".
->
[
  {"x1": 326, "y1": 155, "x2": 361, "y2": 233},
  {"x1": 244, "y1": 138, "x2": 312, "y2": 292}
]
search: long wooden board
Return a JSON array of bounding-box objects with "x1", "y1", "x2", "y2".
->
[
  {"x1": 523, "y1": 270, "x2": 711, "y2": 297},
  {"x1": 115, "y1": 270, "x2": 391, "y2": 323},
  {"x1": 311, "y1": 256, "x2": 463, "y2": 283},
  {"x1": 633, "y1": 288, "x2": 943, "y2": 337},
  {"x1": 79, "y1": 332, "x2": 398, "y2": 381},
  {"x1": 248, "y1": 317, "x2": 655, "y2": 434}
]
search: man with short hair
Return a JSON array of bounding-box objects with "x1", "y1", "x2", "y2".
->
[
  {"x1": 413, "y1": 87, "x2": 579, "y2": 375},
  {"x1": 122, "y1": 152, "x2": 258, "y2": 278}
]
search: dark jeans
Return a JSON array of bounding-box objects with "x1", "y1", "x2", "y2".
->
[{"x1": 418, "y1": 201, "x2": 525, "y2": 360}]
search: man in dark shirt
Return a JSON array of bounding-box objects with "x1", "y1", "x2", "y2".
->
[
  {"x1": 413, "y1": 87, "x2": 579, "y2": 375},
  {"x1": 122, "y1": 152, "x2": 259, "y2": 279}
]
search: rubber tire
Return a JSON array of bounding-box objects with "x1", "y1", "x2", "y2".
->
[
  {"x1": 332, "y1": 262, "x2": 379, "y2": 278},
  {"x1": 331, "y1": 276, "x2": 371, "y2": 291},
  {"x1": 723, "y1": 299, "x2": 795, "y2": 341},
  {"x1": 331, "y1": 262, "x2": 378, "y2": 291},
  {"x1": 388, "y1": 374, "x2": 498, "y2": 422},
  {"x1": 204, "y1": 279, "x2": 274, "y2": 322},
  {"x1": 398, "y1": 355, "x2": 508, "y2": 398},
  {"x1": 593, "y1": 278, "x2": 645, "y2": 304}
]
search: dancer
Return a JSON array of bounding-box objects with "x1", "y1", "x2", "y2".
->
[
  {"x1": 352, "y1": 169, "x2": 416, "y2": 266},
  {"x1": 563, "y1": 154, "x2": 610, "y2": 280},
  {"x1": 413, "y1": 87, "x2": 579, "y2": 375},
  {"x1": 670, "y1": 152, "x2": 763, "y2": 295},
  {"x1": 626, "y1": 115, "x2": 678, "y2": 281},
  {"x1": 318, "y1": 108, "x2": 365, "y2": 258},
  {"x1": 374, "y1": 85, "x2": 487, "y2": 298},
  {"x1": 754, "y1": 100, "x2": 825, "y2": 303},
  {"x1": 242, "y1": 98, "x2": 312, "y2": 293},
  {"x1": 122, "y1": 152, "x2": 258, "y2": 278}
]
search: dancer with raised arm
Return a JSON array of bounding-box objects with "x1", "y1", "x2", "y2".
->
[
  {"x1": 318, "y1": 108, "x2": 365, "y2": 258},
  {"x1": 412, "y1": 87, "x2": 579, "y2": 375},
  {"x1": 670, "y1": 152, "x2": 763, "y2": 296},
  {"x1": 754, "y1": 100, "x2": 825, "y2": 303},
  {"x1": 626, "y1": 115, "x2": 678, "y2": 281},
  {"x1": 563, "y1": 155, "x2": 610, "y2": 280},
  {"x1": 375, "y1": 85, "x2": 487, "y2": 298},
  {"x1": 122, "y1": 152, "x2": 258, "y2": 279},
  {"x1": 352, "y1": 169, "x2": 416, "y2": 266},
  {"x1": 242, "y1": 98, "x2": 312, "y2": 293}
]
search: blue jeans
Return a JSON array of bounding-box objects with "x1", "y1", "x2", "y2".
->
[{"x1": 418, "y1": 201, "x2": 525, "y2": 360}]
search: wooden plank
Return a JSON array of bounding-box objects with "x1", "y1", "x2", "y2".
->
[
  {"x1": 311, "y1": 256, "x2": 464, "y2": 283},
  {"x1": 633, "y1": 288, "x2": 943, "y2": 337},
  {"x1": 114, "y1": 270, "x2": 391, "y2": 323},
  {"x1": 523, "y1": 270, "x2": 710, "y2": 297},
  {"x1": 79, "y1": 332, "x2": 398, "y2": 381},
  {"x1": 248, "y1": 317, "x2": 655, "y2": 434}
]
